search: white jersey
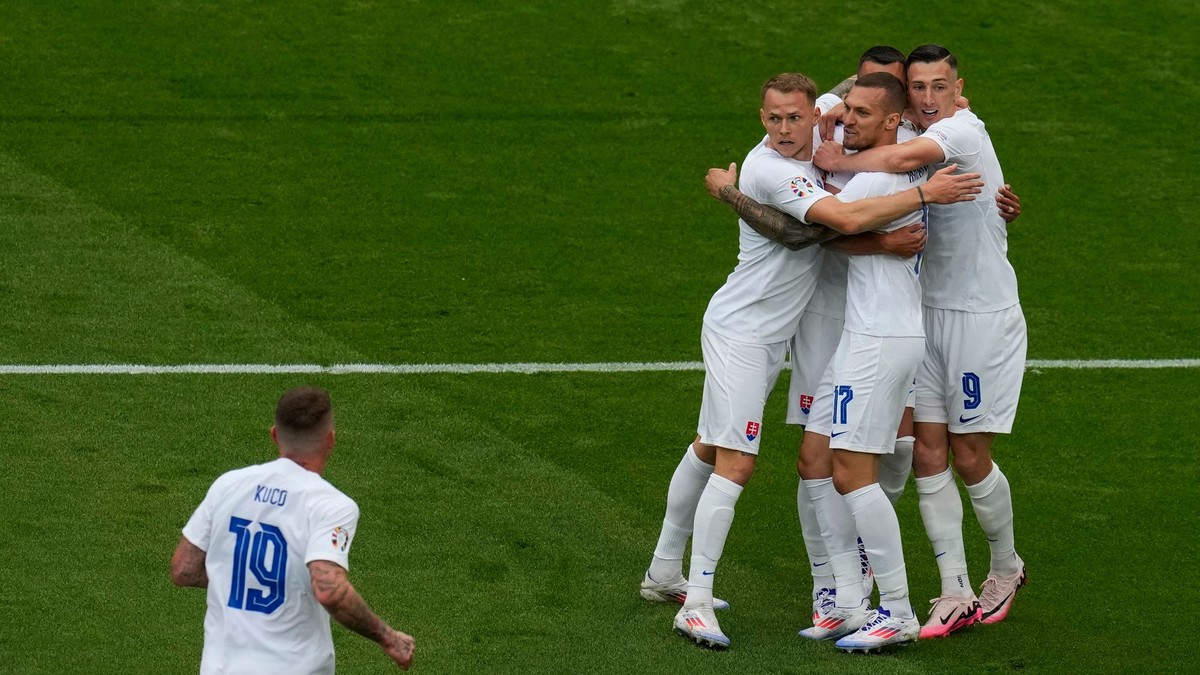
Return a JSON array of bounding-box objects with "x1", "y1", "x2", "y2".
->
[
  {"x1": 805, "y1": 120, "x2": 919, "y2": 321},
  {"x1": 921, "y1": 109, "x2": 1019, "y2": 312},
  {"x1": 703, "y1": 135, "x2": 831, "y2": 344},
  {"x1": 835, "y1": 167, "x2": 928, "y2": 337},
  {"x1": 805, "y1": 249, "x2": 848, "y2": 320},
  {"x1": 182, "y1": 457, "x2": 359, "y2": 675}
]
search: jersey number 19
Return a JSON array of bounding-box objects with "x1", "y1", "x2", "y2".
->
[{"x1": 227, "y1": 517, "x2": 288, "y2": 614}]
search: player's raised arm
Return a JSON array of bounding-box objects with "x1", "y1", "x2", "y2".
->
[
  {"x1": 705, "y1": 162, "x2": 840, "y2": 250},
  {"x1": 309, "y1": 560, "x2": 415, "y2": 670},
  {"x1": 170, "y1": 536, "x2": 209, "y2": 588},
  {"x1": 815, "y1": 136, "x2": 945, "y2": 175}
]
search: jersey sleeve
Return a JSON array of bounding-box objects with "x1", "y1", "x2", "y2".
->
[
  {"x1": 750, "y1": 163, "x2": 833, "y2": 224},
  {"x1": 923, "y1": 114, "x2": 980, "y2": 164},
  {"x1": 305, "y1": 493, "x2": 360, "y2": 570},
  {"x1": 181, "y1": 474, "x2": 230, "y2": 551},
  {"x1": 815, "y1": 93, "x2": 842, "y2": 115}
]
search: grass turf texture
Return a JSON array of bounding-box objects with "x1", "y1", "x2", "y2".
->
[{"x1": 0, "y1": 0, "x2": 1197, "y2": 672}]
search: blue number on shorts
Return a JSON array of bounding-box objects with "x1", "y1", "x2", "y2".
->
[
  {"x1": 832, "y1": 385, "x2": 854, "y2": 424},
  {"x1": 962, "y1": 372, "x2": 982, "y2": 410},
  {"x1": 227, "y1": 517, "x2": 288, "y2": 614}
]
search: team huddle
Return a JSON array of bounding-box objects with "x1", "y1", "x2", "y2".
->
[{"x1": 640, "y1": 44, "x2": 1028, "y2": 653}]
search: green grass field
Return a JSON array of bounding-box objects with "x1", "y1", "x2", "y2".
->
[{"x1": 1, "y1": 1, "x2": 1198, "y2": 672}]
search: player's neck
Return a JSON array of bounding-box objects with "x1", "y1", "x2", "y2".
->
[{"x1": 281, "y1": 453, "x2": 326, "y2": 475}]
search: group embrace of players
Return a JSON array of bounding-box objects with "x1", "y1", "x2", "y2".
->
[{"x1": 640, "y1": 44, "x2": 1028, "y2": 653}]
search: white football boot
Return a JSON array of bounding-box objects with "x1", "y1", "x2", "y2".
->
[
  {"x1": 834, "y1": 607, "x2": 920, "y2": 653},
  {"x1": 640, "y1": 571, "x2": 730, "y2": 610}
]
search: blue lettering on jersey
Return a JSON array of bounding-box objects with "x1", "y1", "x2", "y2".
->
[
  {"x1": 254, "y1": 484, "x2": 288, "y2": 507},
  {"x1": 905, "y1": 166, "x2": 930, "y2": 183}
]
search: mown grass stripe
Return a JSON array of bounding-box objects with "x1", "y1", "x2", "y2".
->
[{"x1": 1, "y1": 359, "x2": 1197, "y2": 375}]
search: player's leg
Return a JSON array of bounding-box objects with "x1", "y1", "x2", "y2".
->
[
  {"x1": 786, "y1": 313, "x2": 840, "y2": 611},
  {"x1": 641, "y1": 437, "x2": 725, "y2": 606},
  {"x1": 879, "y1": 400, "x2": 915, "y2": 505},
  {"x1": 796, "y1": 345, "x2": 872, "y2": 640},
  {"x1": 675, "y1": 446, "x2": 754, "y2": 649},
  {"x1": 832, "y1": 450, "x2": 920, "y2": 652},
  {"x1": 913, "y1": 307, "x2": 979, "y2": 638},
  {"x1": 674, "y1": 331, "x2": 783, "y2": 649},
  {"x1": 826, "y1": 334, "x2": 922, "y2": 652},
  {"x1": 948, "y1": 305, "x2": 1028, "y2": 625}
]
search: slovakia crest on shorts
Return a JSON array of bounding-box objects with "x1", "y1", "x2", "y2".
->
[
  {"x1": 789, "y1": 176, "x2": 816, "y2": 197},
  {"x1": 745, "y1": 421, "x2": 761, "y2": 442},
  {"x1": 799, "y1": 394, "x2": 814, "y2": 415}
]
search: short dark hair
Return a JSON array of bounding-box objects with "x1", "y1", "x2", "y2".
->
[
  {"x1": 761, "y1": 72, "x2": 817, "y2": 106},
  {"x1": 859, "y1": 45, "x2": 906, "y2": 69},
  {"x1": 906, "y1": 43, "x2": 958, "y2": 72},
  {"x1": 275, "y1": 386, "x2": 333, "y2": 443},
  {"x1": 852, "y1": 72, "x2": 908, "y2": 114}
]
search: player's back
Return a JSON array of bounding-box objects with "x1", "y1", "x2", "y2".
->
[
  {"x1": 186, "y1": 458, "x2": 358, "y2": 675},
  {"x1": 921, "y1": 109, "x2": 1018, "y2": 312}
]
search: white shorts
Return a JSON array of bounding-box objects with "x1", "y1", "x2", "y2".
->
[
  {"x1": 914, "y1": 305, "x2": 1027, "y2": 434},
  {"x1": 786, "y1": 310, "x2": 844, "y2": 425},
  {"x1": 697, "y1": 325, "x2": 788, "y2": 454},
  {"x1": 806, "y1": 332, "x2": 924, "y2": 453}
]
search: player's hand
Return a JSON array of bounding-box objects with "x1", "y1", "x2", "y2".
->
[
  {"x1": 922, "y1": 164, "x2": 983, "y2": 204},
  {"x1": 997, "y1": 183, "x2": 1021, "y2": 223},
  {"x1": 955, "y1": 95, "x2": 970, "y2": 110},
  {"x1": 813, "y1": 141, "x2": 845, "y2": 172},
  {"x1": 879, "y1": 223, "x2": 926, "y2": 257},
  {"x1": 705, "y1": 162, "x2": 738, "y2": 200},
  {"x1": 383, "y1": 629, "x2": 415, "y2": 670},
  {"x1": 818, "y1": 107, "x2": 844, "y2": 141}
]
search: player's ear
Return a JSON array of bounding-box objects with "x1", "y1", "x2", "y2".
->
[
  {"x1": 270, "y1": 425, "x2": 281, "y2": 448},
  {"x1": 326, "y1": 428, "x2": 336, "y2": 450},
  {"x1": 759, "y1": 108, "x2": 768, "y2": 129},
  {"x1": 955, "y1": 78, "x2": 964, "y2": 99},
  {"x1": 885, "y1": 112, "x2": 900, "y2": 130}
]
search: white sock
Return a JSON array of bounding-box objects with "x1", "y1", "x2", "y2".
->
[
  {"x1": 879, "y1": 436, "x2": 913, "y2": 505},
  {"x1": 796, "y1": 479, "x2": 834, "y2": 596},
  {"x1": 649, "y1": 444, "x2": 713, "y2": 581},
  {"x1": 685, "y1": 473, "x2": 743, "y2": 608},
  {"x1": 809, "y1": 477, "x2": 865, "y2": 609},
  {"x1": 844, "y1": 483, "x2": 912, "y2": 618},
  {"x1": 965, "y1": 462, "x2": 1021, "y2": 576},
  {"x1": 915, "y1": 468, "x2": 972, "y2": 597}
]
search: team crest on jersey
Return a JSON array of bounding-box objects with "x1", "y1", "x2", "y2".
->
[
  {"x1": 331, "y1": 526, "x2": 350, "y2": 552},
  {"x1": 745, "y1": 420, "x2": 761, "y2": 442},
  {"x1": 799, "y1": 394, "x2": 814, "y2": 415},
  {"x1": 789, "y1": 176, "x2": 816, "y2": 197}
]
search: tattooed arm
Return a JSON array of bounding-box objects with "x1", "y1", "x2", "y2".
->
[
  {"x1": 828, "y1": 74, "x2": 857, "y2": 99},
  {"x1": 705, "y1": 164, "x2": 839, "y2": 250},
  {"x1": 309, "y1": 560, "x2": 415, "y2": 670},
  {"x1": 171, "y1": 536, "x2": 209, "y2": 588}
]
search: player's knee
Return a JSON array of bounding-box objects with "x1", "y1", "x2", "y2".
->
[
  {"x1": 951, "y1": 448, "x2": 992, "y2": 485},
  {"x1": 912, "y1": 441, "x2": 948, "y2": 476}
]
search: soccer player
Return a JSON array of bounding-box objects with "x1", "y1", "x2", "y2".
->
[
  {"x1": 643, "y1": 72, "x2": 983, "y2": 650},
  {"x1": 703, "y1": 48, "x2": 924, "y2": 643},
  {"x1": 789, "y1": 47, "x2": 922, "y2": 642},
  {"x1": 814, "y1": 44, "x2": 1029, "y2": 638},
  {"x1": 171, "y1": 386, "x2": 415, "y2": 672}
]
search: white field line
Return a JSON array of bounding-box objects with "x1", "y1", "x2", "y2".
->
[{"x1": 0, "y1": 359, "x2": 1197, "y2": 375}]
